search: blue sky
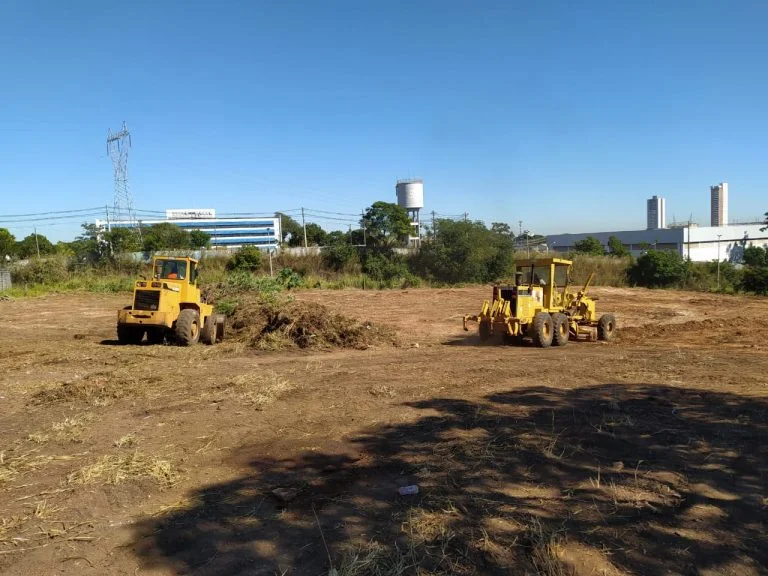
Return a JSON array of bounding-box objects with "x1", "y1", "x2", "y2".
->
[{"x1": 1, "y1": 1, "x2": 767, "y2": 241}]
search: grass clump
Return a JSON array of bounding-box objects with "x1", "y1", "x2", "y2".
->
[{"x1": 68, "y1": 451, "x2": 179, "y2": 488}]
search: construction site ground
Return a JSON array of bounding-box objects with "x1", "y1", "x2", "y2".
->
[{"x1": 1, "y1": 287, "x2": 767, "y2": 576}]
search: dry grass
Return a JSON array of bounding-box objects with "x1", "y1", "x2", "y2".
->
[
  {"x1": 113, "y1": 434, "x2": 138, "y2": 448},
  {"x1": 0, "y1": 449, "x2": 64, "y2": 484},
  {"x1": 67, "y1": 451, "x2": 179, "y2": 488},
  {"x1": 527, "y1": 519, "x2": 567, "y2": 576},
  {"x1": 369, "y1": 384, "x2": 396, "y2": 398},
  {"x1": 336, "y1": 541, "x2": 413, "y2": 576},
  {"x1": 220, "y1": 372, "x2": 297, "y2": 409}
]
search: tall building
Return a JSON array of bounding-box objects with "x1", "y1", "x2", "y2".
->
[
  {"x1": 646, "y1": 195, "x2": 666, "y2": 230},
  {"x1": 710, "y1": 182, "x2": 728, "y2": 226}
]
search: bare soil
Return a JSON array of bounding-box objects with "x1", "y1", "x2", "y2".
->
[{"x1": 1, "y1": 287, "x2": 767, "y2": 576}]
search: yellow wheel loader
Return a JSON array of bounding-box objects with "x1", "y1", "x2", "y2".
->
[
  {"x1": 117, "y1": 256, "x2": 224, "y2": 346},
  {"x1": 463, "y1": 257, "x2": 616, "y2": 348}
]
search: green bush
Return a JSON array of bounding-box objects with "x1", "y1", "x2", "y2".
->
[
  {"x1": 226, "y1": 246, "x2": 264, "y2": 272},
  {"x1": 277, "y1": 267, "x2": 305, "y2": 289},
  {"x1": 627, "y1": 250, "x2": 687, "y2": 288},
  {"x1": 741, "y1": 266, "x2": 768, "y2": 295},
  {"x1": 11, "y1": 256, "x2": 69, "y2": 285},
  {"x1": 322, "y1": 243, "x2": 360, "y2": 273}
]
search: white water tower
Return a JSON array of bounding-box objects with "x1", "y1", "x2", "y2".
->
[{"x1": 395, "y1": 178, "x2": 424, "y2": 247}]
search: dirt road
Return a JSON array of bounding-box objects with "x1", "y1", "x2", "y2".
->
[{"x1": 1, "y1": 287, "x2": 767, "y2": 575}]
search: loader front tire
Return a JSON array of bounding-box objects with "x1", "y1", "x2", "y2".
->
[
  {"x1": 598, "y1": 314, "x2": 616, "y2": 341},
  {"x1": 532, "y1": 312, "x2": 554, "y2": 348},
  {"x1": 552, "y1": 313, "x2": 569, "y2": 347},
  {"x1": 200, "y1": 314, "x2": 216, "y2": 345},
  {"x1": 117, "y1": 325, "x2": 144, "y2": 345},
  {"x1": 175, "y1": 309, "x2": 200, "y2": 346},
  {"x1": 478, "y1": 321, "x2": 492, "y2": 342}
]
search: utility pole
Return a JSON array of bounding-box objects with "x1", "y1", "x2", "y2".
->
[
  {"x1": 463, "y1": 212, "x2": 468, "y2": 223},
  {"x1": 34, "y1": 227, "x2": 40, "y2": 258},
  {"x1": 104, "y1": 205, "x2": 112, "y2": 232},
  {"x1": 361, "y1": 210, "x2": 367, "y2": 247},
  {"x1": 301, "y1": 207, "x2": 308, "y2": 249},
  {"x1": 717, "y1": 234, "x2": 722, "y2": 290}
]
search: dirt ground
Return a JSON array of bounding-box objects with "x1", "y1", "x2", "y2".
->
[{"x1": 1, "y1": 287, "x2": 767, "y2": 576}]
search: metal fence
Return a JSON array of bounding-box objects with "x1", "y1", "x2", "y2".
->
[{"x1": 0, "y1": 269, "x2": 10, "y2": 291}]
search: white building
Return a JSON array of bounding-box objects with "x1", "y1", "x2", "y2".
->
[
  {"x1": 97, "y1": 209, "x2": 281, "y2": 250},
  {"x1": 647, "y1": 196, "x2": 666, "y2": 230},
  {"x1": 710, "y1": 182, "x2": 729, "y2": 226},
  {"x1": 547, "y1": 223, "x2": 768, "y2": 262}
]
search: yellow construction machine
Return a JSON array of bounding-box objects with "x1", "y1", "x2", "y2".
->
[
  {"x1": 463, "y1": 257, "x2": 616, "y2": 347},
  {"x1": 117, "y1": 256, "x2": 224, "y2": 346}
]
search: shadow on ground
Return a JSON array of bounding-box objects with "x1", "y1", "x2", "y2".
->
[{"x1": 133, "y1": 384, "x2": 768, "y2": 575}]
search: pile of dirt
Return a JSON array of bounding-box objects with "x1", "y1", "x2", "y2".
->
[
  {"x1": 620, "y1": 316, "x2": 766, "y2": 347},
  {"x1": 227, "y1": 295, "x2": 397, "y2": 350}
]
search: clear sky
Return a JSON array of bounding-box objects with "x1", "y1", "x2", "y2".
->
[{"x1": 1, "y1": 1, "x2": 767, "y2": 241}]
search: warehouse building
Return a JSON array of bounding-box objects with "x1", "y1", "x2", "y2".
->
[
  {"x1": 97, "y1": 209, "x2": 281, "y2": 250},
  {"x1": 548, "y1": 223, "x2": 768, "y2": 262}
]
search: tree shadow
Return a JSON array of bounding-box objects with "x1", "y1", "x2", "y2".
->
[{"x1": 133, "y1": 384, "x2": 768, "y2": 575}]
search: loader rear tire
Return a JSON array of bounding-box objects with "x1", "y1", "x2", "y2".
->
[
  {"x1": 598, "y1": 314, "x2": 616, "y2": 341},
  {"x1": 117, "y1": 325, "x2": 144, "y2": 345},
  {"x1": 175, "y1": 309, "x2": 200, "y2": 346},
  {"x1": 532, "y1": 312, "x2": 554, "y2": 348},
  {"x1": 479, "y1": 321, "x2": 492, "y2": 342},
  {"x1": 552, "y1": 313, "x2": 569, "y2": 347},
  {"x1": 200, "y1": 315, "x2": 216, "y2": 345}
]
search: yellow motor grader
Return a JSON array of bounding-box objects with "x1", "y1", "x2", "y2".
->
[
  {"x1": 117, "y1": 256, "x2": 224, "y2": 346},
  {"x1": 463, "y1": 257, "x2": 616, "y2": 347}
]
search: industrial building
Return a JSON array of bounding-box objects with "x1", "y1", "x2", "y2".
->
[
  {"x1": 548, "y1": 224, "x2": 767, "y2": 262},
  {"x1": 711, "y1": 182, "x2": 729, "y2": 226},
  {"x1": 396, "y1": 178, "x2": 424, "y2": 247},
  {"x1": 646, "y1": 196, "x2": 666, "y2": 230},
  {"x1": 97, "y1": 209, "x2": 281, "y2": 250}
]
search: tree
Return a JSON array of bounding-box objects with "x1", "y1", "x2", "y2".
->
[
  {"x1": 0, "y1": 228, "x2": 16, "y2": 259},
  {"x1": 410, "y1": 219, "x2": 515, "y2": 283},
  {"x1": 761, "y1": 211, "x2": 768, "y2": 232},
  {"x1": 304, "y1": 222, "x2": 327, "y2": 246},
  {"x1": 142, "y1": 223, "x2": 191, "y2": 252},
  {"x1": 226, "y1": 246, "x2": 263, "y2": 272},
  {"x1": 627, "y1": 250, "x2": 687, "y2": 288},
  {"x1": 276, "y1": 213, "x2": 303, "y2": 246},
  {"x1": 16, "y1": 233, "x2": 54, "y2": 259},
  {"x1": 607, "y1": 236, "x2": 629, "y2": 258},
  {"x1": 108, "y1": 227, "x2": 142, "y2": 254},
  {"x1": 490, "y1": 222, "x2": 513, "y2": 237},
  {"x1": 573, "y1": 236, "x2": 605, "y2": 256},
  {"x1": 361, "y1": 202, "x2": 412, "y2": 249},
  {"x1": 189, "y1": 229, "x2": 212, "y2": 249},
  {"x1": 742, "y1": 246, "x2": 767, "y2": 267}
]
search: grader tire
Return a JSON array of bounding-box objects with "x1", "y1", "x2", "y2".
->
[
  {"x1": 175, "y1": 309, "x2": 200, "y2": 346},
  {"x1": 552, "y1": 313, "x2": 569, "y2": 347},
  {"x1": 598, "y1": 313, "x2": 617, "y2": 341},
  {"x1": 478, "y1": 321, "x2": 492, "y2": 342},
  {"x1": 532, "y1": 312, "x2": 554, "y2": 348},
  {"x1": 117, "y1": 325, "x2": 144, "y2": 345},
  {"x1": 200, "y1": 314, "x2": 216, "y2": 345}
]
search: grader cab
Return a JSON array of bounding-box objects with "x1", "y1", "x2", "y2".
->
[
  {"x1": 117, "y1": 256, "x2": 224, "y2": 346},
  {"x1": 463, "y1": 257, "x2": 616, "y2": 347}
]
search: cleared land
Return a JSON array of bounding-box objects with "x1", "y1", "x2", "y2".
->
[{"x1": 1, "y1": 287, "x2": 767, "y2": 575}]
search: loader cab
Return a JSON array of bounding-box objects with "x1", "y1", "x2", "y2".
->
[{"x1": 152, "y1": 257, "x2": 201, "y2": 304}]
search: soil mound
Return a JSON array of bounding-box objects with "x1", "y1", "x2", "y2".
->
[{"x1": 227, "y1": 295, "x2": 397, "y2": 350}]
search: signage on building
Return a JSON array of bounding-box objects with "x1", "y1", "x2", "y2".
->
[{"x1": 166, "y1": 209, "x2": 216, "y2": 220}]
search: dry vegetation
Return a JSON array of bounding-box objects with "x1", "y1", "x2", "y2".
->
[{"x1": 0, "y1": 287, "x2": 767, "y2": 575}]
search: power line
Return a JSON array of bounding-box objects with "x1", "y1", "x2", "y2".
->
[{"x1": 0, "y1": 207, "x2": 104, "y2": 218}]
